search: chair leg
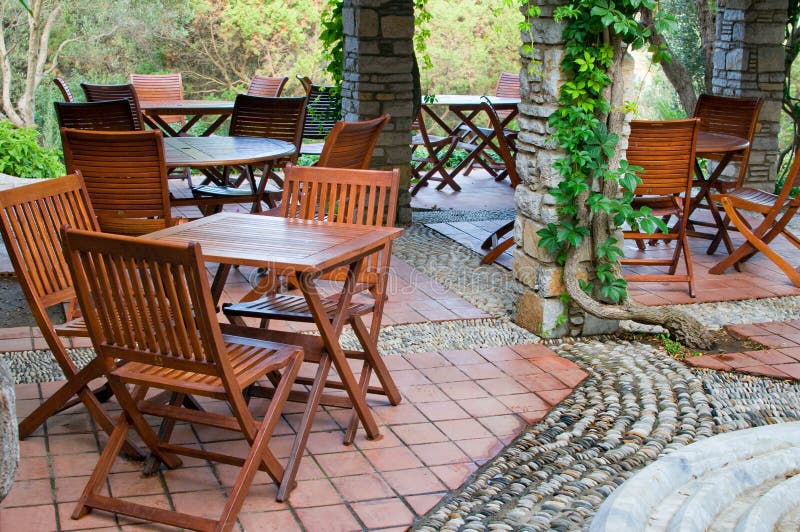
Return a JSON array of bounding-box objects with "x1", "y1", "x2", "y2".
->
[
  {"x1": 481, "y1": 236, "x2": 515, "y2": 265},
  {"x1": 142, "y1": 392, "x2": 185, "y2": 475}
]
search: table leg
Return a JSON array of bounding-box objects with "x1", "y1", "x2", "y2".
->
[{"x1": 142, "y1": 114, "x2": 181, "y2": 137}]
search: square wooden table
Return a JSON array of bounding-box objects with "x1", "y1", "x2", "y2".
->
[{"x1": 146, "y1": 212, "x2": 404, "y2": 499}]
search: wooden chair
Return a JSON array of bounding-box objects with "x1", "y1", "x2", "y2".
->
[
  {"x1": 247, "y1": 75, "x2": 288, "y2": 97},
  {"x1": 53, "y1": 77, "x2": 75, "y2": 102},
  {"x1": 621, "y1": 119, "x2": 701, "y2": 297},
  {"x1": 709, "y1": 151, "x2": 800, "y2": 285},
  {"x1": 316, "y1": 114, "x2": 391, "y2": 169},
  {"x1": 54, "y1": 100, "x2": 137, "y2": 131},
  {"x1": 130, "y1": 72, "x2": 184, "y2": 125},
  {"x1": 190, "y1": 94, "x2": 306, "y2": 211},
  {"x1": 223, "y1": 165, "x2": 402, "y2": 496},
  {"x1": 297, "y1": 75, "x2": 342, "y2": 156},
  {"x1": 494, "y1": 71, "x2": 520, "y2": 121},
  {"x1": 62, "y1": 228, "x2": 303, "y2": 531},
  {"x1": 410, "y1": 111, "x2": 458, "y2": 196},
  {"x1": 61, "y1": 129, "x2": 175, "y2": 236},
  {"x1": 477, "y1": 100, "x2": 520, "y2": 264},
  {"x1": 81, "y1": 82, "x2": 144, "y2": 130},
  {"x1": 0, "y1": 174, "x2": 142, "y2": 457}
]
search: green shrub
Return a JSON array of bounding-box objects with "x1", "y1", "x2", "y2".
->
[{"x1": 0, "y1": 121, "x2": 64, "y2": 178}]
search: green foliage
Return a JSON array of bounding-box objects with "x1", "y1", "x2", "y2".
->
[
  {"x1": 534, "y1": 0, "x2": 675, "y2": 304},
  {"x1": 0, "y1": 121, "x2": 64, "y2": 178},
  {"x1": 319, "y1": 0, "x2": 344, "y2": 87}
]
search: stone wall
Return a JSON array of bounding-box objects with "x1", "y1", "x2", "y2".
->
[
  {"x1": 341, "y1": 0, "x2": 415, "y2": 224},
  {"x1": 713, "y1": 0, "x2": 787, "y2": 188}
]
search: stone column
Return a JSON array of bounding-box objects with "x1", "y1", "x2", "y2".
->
[
  {"x1": 513, "y1": 0, "x2": 621, "y2": 338},
  {"x1": 341, "y1": 0, "x2": 415, "y2": 224},
  {"x1": 0, "y1": 359, "x2": 18, "y2": 501},
  {"x1": 712, "y1": 0, "x2": 787, "y2": 188}
]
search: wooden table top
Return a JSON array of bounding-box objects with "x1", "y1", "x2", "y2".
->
[
  {"x1": 140, "y1": 99, "x2": 234, "y2": 114},
  {"x1": 163, "y1": 136, "x2": 296, "y2": 167},
  {"x1": 423, "y1": 95, "x2": 520, "y2": 108},
  {"x1": 696, "y1": 131, "x2": 750, "y2": 155},
  {"x1": 145, "y1": 212, "x2": 404, "y2": 273}
]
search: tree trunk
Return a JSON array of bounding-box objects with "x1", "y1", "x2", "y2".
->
[
  {"x1": 564, "y1": 36, "x2": 715, "y2": 350},
  {"x1": 641, "y1": 8, "x2": 698, "y2": 115},
  {"x1": 696, "y1": 0, "x2": 716, "y2": 95}
]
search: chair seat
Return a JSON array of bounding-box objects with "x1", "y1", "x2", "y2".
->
[
  {"x1": 54, "y1": 316, "x2": 87, "y2": 337},
  {"x1": 300, "y1": 142, "x2": 325, "y2": 156},
  {"x1": 223, "y1": 293, "x2": 374, "y2": 323},
  {"x1": 192, "y1": 184, "x2": 253, "y2": 198},
  {"x1": 712, "y1": 187, "x2": 790, "y2": 212},
  {"x1": 113, "y1": 334, "x2": 299, "y2": 398}
]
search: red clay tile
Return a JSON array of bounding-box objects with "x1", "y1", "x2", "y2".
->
[
  {"x1": 775, "y1": 363, "x2": 800, "y2": 379},
  {"x1": 404, "y1": 352, "x2": 450, "y2": 369},
  {"x1": 438, "y1": 380, "x2": 490, "y2": 400},
  {"x1": 410, "y1": 441, "x2": 470, "y2": 466},
  {"x1": 531, "y1": 356, "x2": 580, "y2": 373},
  {"x1": 401, "y1": 384, "x2": 450, "y2": 404},
  {"x1": 516, "y1": 373, "x2": 571, "y2": 392},
  {"x1": 509, "y1": 343, "x2": 557, "y2": 359},
  {"x1": 436, "y1": 418, "x2": 492, "y2": 440},
  {"x1": 416, "y1": 400, "x2": 471, "y2": 421},
  {"x1": 15, "y1": 456, "x2": 51, "y2": 480},
  {"x1": 742, "y1": 364, "x2": 792, "y2": 379},
  {"x1": 108, "y1": 471, "x2": 165, "y2": 498},
  {"x1": 440, "y1": 349, "x2": 486, "y2": 365},
  {"x1": 457, "y1": 437, "x2": 505, "y2": 460},
  {"x1": 476, "y1": 346, "x2": 522, "y2": 362},
  {"x1": 497, "y1": 393, "x2": 550, "y2": 415},
  {"x1": 478, "y1": 414, "x2": 527, "y2": 437},
  {"x1": 746, "y1": 349, "x2": 796, "y2": 365},
  {"x1": 419, "y1": 365, "x2": 470, "y2": 383},
  {"x1": 429, "y1": 462, "x2": 478, "y2": 489},
  {"x1": 238, "y1": 509, "x2": 304, "y2": 531},
  {"x1": 372, "y1": 403, "x2": 427, "y2": 425},
  {"x1": 382, "y1": 467, "x2": 447, "y2": 496},
  {"x1": 315, "y1": 451, "x2": 374, "y2": 477},
  {"x1": 170, "y1": 489, "x2": 228, "y2": 521},
  {"x1": 163, "y1": 465, "x2": 220, "y2": 493},
  {"x1": 406, "y1": 492, "x2": 448, "y2": 516},
  {"x1": 459, "y1": 363, "x2": 507, "y2": 380},
  {"x1": 288, "y1": 479, "x2": 343, "y2": 507},
  {"x1": 759, "y1": 322, "x2": 800, "y2": 335},
  {"x1": 537, "y1": 388, "x2": 574, "y2": 406},
  {"x1": 330, "y1": 473, "x2": 395, "y2": 501},
  {"x1": 493, "y1": 359, "x2": 545, "y2": 377},
  {"x1": 550, "y1": 369, "x2": 588, "y2": 388},
  {"x1": 459, "y1": 397, "x2": 512, "y2": 417},
  {"x1": 779, "y1": 346, "x2": 800, "y2": 361},
  {"x1": 684, "y1": 355, "x2": 733, "y2": 370},
  {"x1": 0, "y1": 478, "x2": 53, "y2": 508},
  {"x1": 476, "y1": 377, "x2": 529, "y2": 395},
  {"x1": 751, "y1": 335, "x2": 798, "y2": 348},
  {"x1": 363, "y1": 446, "x2": 423, "y2": 472},
  {"x1": 18, "y1": 437, "x2": 47, "y2": 458},
  {"x1": 714, "y1": 353, "x2": 763, "y2": 368},
  {"x1": 306, "y1": 430, "x2": 351, "y2": 455},
  {"x1": 392, "y1": 423, "x2": 449, "y2": 445},
  {"x1": 390, "y1": 369, "x2": 432, "y2": 386},
  {"x1": 351, "y1": 498, "x2": 415, "y2": 529},
  {"x1": 294, "y1": 504, "x2": 362, "y2": 532},
  {"x1": 47, "y1": 433, "x2": 99, "y2": 455}
]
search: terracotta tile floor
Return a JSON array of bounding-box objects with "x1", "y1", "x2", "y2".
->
[
  {"x1": 410, "y1": 170, "x2": 516, "y2": 212},
  {"x1": 1, "y1": 344, "x2": 587, "y2": 531},
  {"x1": 687, "y1": 320, "x2": 800, "y2": 380}
]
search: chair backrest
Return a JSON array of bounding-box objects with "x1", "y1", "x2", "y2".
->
[
  {"x1": 81, "y1": 83, "x2": 144, "y2": 130},
  {"x1": 495, "y1": 72, "x2": 520, "y2": 99},
  {"x1": 0, "y1": 174, "x2": 98, "y2": 323},
  {"x1": 279, "y1": 164, "x2": 399, "y2": 282},
  {"x1": 481, "y1": 101, "x2": 520, "y2": 187},
  {"x1": 317, "y1": 114, "x2": 391, "y2": 169},
  {"x1": 62, "y1": 228, "x2": 230, "y2": 378},
  {"x1": 229, "y1": 94, "x2": 306, "y2": 153},
  {"x1": 693, "y1": 94, "x2": 763, "y2": 185},
  {"x1": 55, "y1": 100, "x2": 137, "y2": 131},
  {"x1": 627, "y1": 119, "x2": 700, "y2": 196},
  {"x1": 53, "y1": 77, "x2": 75, "y2": 103},
  {"x1": 247, "y1": 75, "x2": 288, "y2": 97},
  {"x1": 130, "y1": 73, "x2": 184, "y2": 124},
  {"x1": 297, "y1": 75, "x2": 342, "y2": 140},
  {"x1": 61, "y1": 128, "x2": 172, "y2": 235}
]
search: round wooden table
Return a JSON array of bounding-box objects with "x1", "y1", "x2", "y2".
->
[
  {"x1": 141, "y1": 99, "x2": 235, "y2": 137},
  {"x1": 164, "y1": 136, "x2": 296, "y2": 212}
]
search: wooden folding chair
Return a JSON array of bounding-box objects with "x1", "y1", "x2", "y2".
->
[
  {"x1": 0, "y1": 174, "x2": 141, "y2": 457},
  {"x1": 494, "y1": 71, "x2": 521, "y2": 121},
  {"x1": 621, "y1": 119, "x2": 701, "y2": 296},
  {"x1": 62, "y1": 228, "x2": 303, "y2": 531},
  {"x1": 316, "y1": 114, "x2": 391, "y2": 169},
  {"x1": 477, "y1": 100, "x2": 520, "y2": 264},
  {"x1": 410, "y1": 110, "x2": 458, "y2": 196},
  {"x1": 247, "y1": 75, "x2": 288, "y2": 97},
  {"x1": 53, "y1": 77, "x2": 76, "y2": 102},
  {"x1": 55, "y1": 100, "x2": 137, "y2": 131},
  {"x1": 190, "y1": 94, "x2": 306, "y2": 211},
  {"x1": 81, "y1": 82, "x2": 144, "y2": 130},
  {"x1": 709, "y1": 151, "x2": 800, "y2": 285},
  {"x1": 223, "y1": 164, "x2": 402, "y2": 497},
  {"x1": 130, "y1": 73, "x2": 185, "y2": 126},
  {"x1": 61, "y1": 128, "x2": 176, "y2": 236}
]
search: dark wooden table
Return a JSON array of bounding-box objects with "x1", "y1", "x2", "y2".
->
[
  {"x1": 141, "y1": 99, "x2": 235, "y2": 137},
  {"x1": 163, "y1": 136, "x2": 296, "y2": 211},
  {"x1": 421, "y1": 95, "x2": 520, "y2": 188},
  {"x1": 146, "y1": 212, "x2": 404, "y2": 500}
]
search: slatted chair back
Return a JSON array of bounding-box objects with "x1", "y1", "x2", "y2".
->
[
  {"x1": 54, "y1": 77, "x2": 76, "y2": 102},
  {"x1": 693, "y1": 94, "x2": 763, "y2": 186},
  {"x1": 0, "y1": 173, "x2": 97, "y2": 314},
  {"x1": 55, "y1": 100, "x2": 137, "y2": 131},
  {"x1": 229, "y1": 94, "x2": 306, "y2": 154},
  {"x1": 317, "y1": 114, "x2": 391, "y2": 169},
  {"x1": 247, "y1": 75, "x2": 288, "y2": 97},
  {"x1": 81, "y1": 82, "x2": 144, "y2": 130},
  {"x1": 63, "y1": 229, "x2": 227, "y2": 376},
  {"x1": 130, "y1": 73, "x2": 184, "y2": 124},
  {"x1": 297, "y1": 75, "x2": 342, "y2": 140},
  {"x1": 627, "y1": 119, "x2": 700, "y2": 197},
  {"x1": 61, "y1": 129, "x2": 172, "y2": 236},
  {"x1": 280, "y1": 164, "x2": 399, "y2": 283},
  {"x1": 494, "y1": 72, "x2": 520, "y2": 120}
]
